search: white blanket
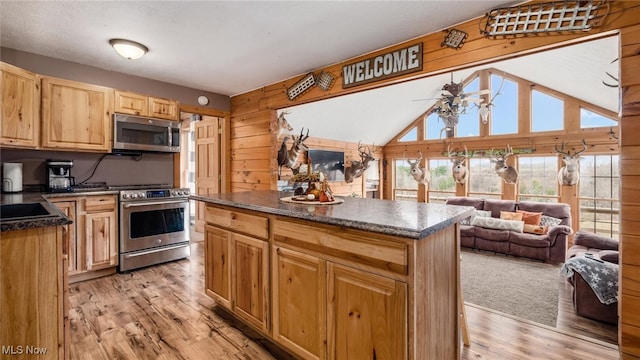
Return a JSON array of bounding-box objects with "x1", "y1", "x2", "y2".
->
[{"x1": 561, "y1": 256, "x2": 619, "y2": 305}]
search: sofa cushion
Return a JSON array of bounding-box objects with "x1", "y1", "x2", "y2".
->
[
  {"x1": 483, "y1": 199, "x2": 517, "y2": 218},
  {"x1": 509, "y1": 232, "x2": 551, "y2": 248},
  {"x1": 500, "y1": 211, "x2": 523, "y2": 221},
  {"x1": 518, "y1": 201, "x2": 571, "y2": 227},
  {"x1": 460, "y1": 209, "x2": 491, "y2": 225},
  {"x1": 459, "y1": 224, "x2": 475, "y2": 237},
  {"x1": 599, "y1": 250, "x2": 619, "y2": 264},
  {"x1": 516, "y1": 210, "x2": 543, "y2": 225},
  {"x1": 446, "y1": 196, "x2": 484, "y2": 209},
  {"x1": 472, "y1": 216, "x2": 524, "y2": 233},
  {"x1": 474, "y1": 226, "x2": 510, "y2": 241},
  {"x1": 540, "y1": 215, "x2": 563, "y2": 228},
  {"x1": 574, "y1": 231, "x2": 619, "y2": 250}
]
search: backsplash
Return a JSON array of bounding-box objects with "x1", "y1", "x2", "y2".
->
[{"x1": 1, "y1": 149, "x2": 173, "y2": 188}]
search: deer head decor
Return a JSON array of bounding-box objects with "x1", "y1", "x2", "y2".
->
[
  {"x1": 275, "y1": 111, "x2": 293, "y2": 138},
  {"x1": 555, "y1": 139, "x2": 587, "y2": 186},
  {"x1": 448, "y1": 144, "x2": 469, "y2": 185},
  {"x1": 277, "y1": 128, "x2": 310, "y2": 177},
  {"x1": 345, "y1": 142, "x2": 376, "y2": 183},
  {"x1": 490, "y1": 145, "x2": 518, "y2": 184},
  {"x1": 408, "y1": 151, "x2": 430, "y2": 185}
]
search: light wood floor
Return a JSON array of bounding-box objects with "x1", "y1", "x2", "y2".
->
[{"x1": 68, "y1": 240, "x2": 620, "y2": 360}]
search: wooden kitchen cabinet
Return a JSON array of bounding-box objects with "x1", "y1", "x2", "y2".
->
[
  {"x1": 204, "y1": 205, "x2": 270, "y2": 333},
  {"x1": 114, "y1": 89, "x2": 178, "y2": 120},
  {"x1": 272, "y1": 246, "x2": 326, "y2": 360},
  {"x1": 1, "y1": 226, "x2": 67, "y2": 360},
  {"x1": 41, "y1": 76, "x2": 113, "y2": 152},
  {"x1": 50, "y1": 194, "x2": 119, "y2": 283},
  {"x1": 0, "y1": 61, "x2": 40, "y2": 148}
]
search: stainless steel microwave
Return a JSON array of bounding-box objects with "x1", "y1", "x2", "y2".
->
[{"x1": 113, "y1": 113, "x2": 180, "y2": 153}]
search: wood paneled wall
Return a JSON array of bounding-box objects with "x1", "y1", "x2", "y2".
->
[
  {"x1": 229, "y1": 2, "x2": 640, "y2": 353},
  {"x1": 620, "y1": 23, "x2": 640, "y2": 359}
]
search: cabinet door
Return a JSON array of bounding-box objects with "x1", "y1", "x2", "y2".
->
[
  {"x1": 52, "y1": 200, "x2": 79, "y2": 274},
  {"x1": 0, "y1": 62, "x2": 39, "y2": 148},
  {"x1": 327, "y1": 263, "x2": 407, "y2": 360},
  {"x1": 272, "y1": 246, "x2": 326, "y2": 360},
  {"x1": 114, "y1": 90, "x2": 148, "y2": 116},
  {"x1": 41, "y1": 76, "x2": 112, "y2": 152},
  {"x1": 149, "y1": 96, "x2": 178, "y2": 120},
  {"x1": 234, "y1": 233, "x2": 269, "y2": 333},
  {"x1": 85, "y1": 211, "x2": 118, "y2": 270},
  {"x1": 205, "y1": 225, "x2": 233, "y2": 309}
]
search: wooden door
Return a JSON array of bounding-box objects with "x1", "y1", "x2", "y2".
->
[
  {"x1": 327, "y1": 262, "x2": 407, "y2": 360},
  {"x1": 51, "y1": 200, "x2": 79, "y2": 275},
  {"x1": 272, "y1": 246, "x2": 326, "y2": 360},
  {"x1": 85, "y1": 211, "x2": 117, "y2": 270},
  {"x1": 195, "y1": 116, "x2": 221, "y2": 232},
  {"x1": 41, "y1": 76, "x2": 112, "y2": 152},
  {"x1": 114, "y1": 90, "x2": 148, "y2": 116},
  {"x1": 204, "y1": 225, "x2": 233, "y2": 309},
  {"x1": 0, "y1": 62, "x2": 39, "y2": 148},
  {"x1": 234, "y1": 233, "x2": 269, "y2": 333}
]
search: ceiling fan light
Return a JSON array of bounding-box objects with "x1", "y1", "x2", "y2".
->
[{"x1": 109, "y1": 39, "x2": 148, "y2": 60}]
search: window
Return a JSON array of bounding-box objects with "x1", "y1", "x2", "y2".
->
[
  {"x1": 428, "y1": 159, "x2": 455, "y2": 203},
  {"x1": 425, "y1": 113, "x2": 443, "y2": 140},
  {"x1": 394, "y1": 159, "x2": 418, "y2": 201},
  {"x1": 579, "y1": 155, "x2": 620, "y2": 239},
  {"x1": 456, "y1": 77, "x2": 480, "y2": 138},
  {"x1": 532, "y1": 90, "x2": 563, "y2": 132},
  {"x1": 399, "y1": 127, "x2": 417, "y2": 142},
  {"x1": 517, "y1": 156, "x2": 558, "y2": 202},
  {"x1": 580, "y1": 108, "x2": 617, "y2": 128},
  {"x1": 468, "y1": 158, "x2": 502, "y2": 199},
  {"x1": 490, "y1": 75, "x2": 518, "y2": 135}
]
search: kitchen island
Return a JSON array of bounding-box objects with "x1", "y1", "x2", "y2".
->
[{"x1": 193, "y1": 190, "x2": 473, "y2": 360}]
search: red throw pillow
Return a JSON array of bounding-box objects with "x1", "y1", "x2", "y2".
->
[{"x1": 517, "y1": 210, "x2": 543, "y2": 225}]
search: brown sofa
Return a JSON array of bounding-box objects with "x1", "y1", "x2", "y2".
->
[
  {"x1": 565, "y1": 231, "x2": 619, "y2": 324},
  {"x1": 446, "y1": 197, "x2": 572, "y2": 263}
]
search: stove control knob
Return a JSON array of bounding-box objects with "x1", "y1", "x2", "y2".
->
[
  {"x1": 122, "y1": 193, "x2": 130, "y2": 200},
  {"x1": 130, "y1": 193, "x2": 138, "y2": 199},
  {"x1": 138, "y1": 192, "x2": 145, "y2": 199}
]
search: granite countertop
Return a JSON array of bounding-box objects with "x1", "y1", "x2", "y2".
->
[
  {"x1": 0, "y1": 189, "x2": 119, "y2": 232},
  {"x1": 192, "y1": 190, "x2": 474, "y2": 239}
]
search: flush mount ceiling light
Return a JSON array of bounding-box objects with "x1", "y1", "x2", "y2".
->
[{"x1": 109, "y1": 39, "x2": 148, "y2": 60}]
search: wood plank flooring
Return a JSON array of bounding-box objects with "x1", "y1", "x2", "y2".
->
[{"x1": 68, "y1": 239, "x2": 620, "y2": 360}]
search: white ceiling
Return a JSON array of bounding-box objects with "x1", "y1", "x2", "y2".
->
[{"x1": 0, "y1": 1, "x2": 619, "y2": 145}]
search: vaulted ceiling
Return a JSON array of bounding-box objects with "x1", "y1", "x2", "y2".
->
[{"x1": 0, "y1": 1, "x2": 619, "y2": 145}]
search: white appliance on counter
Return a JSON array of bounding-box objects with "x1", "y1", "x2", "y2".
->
[{"x1": 2, "y1": 162, "x2": 23, "y2": 193}]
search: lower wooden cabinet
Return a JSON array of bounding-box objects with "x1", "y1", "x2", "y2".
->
[
  {"x1": 204, "y1": 224, "x2": 270, "y2": 333},
  {"x1": 50, "y1": 194, "x2": 118, "y2": 282}
]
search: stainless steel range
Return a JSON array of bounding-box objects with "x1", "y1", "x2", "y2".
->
[{"x1": 118, "y1": 187, "x2": 190, "y2": 272}]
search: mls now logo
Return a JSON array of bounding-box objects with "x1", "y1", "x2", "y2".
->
[{"x1": 2, "y1": 345, "x2": 47, "y2": 355}]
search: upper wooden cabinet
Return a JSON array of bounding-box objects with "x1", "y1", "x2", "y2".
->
[
  {"x1": 114, "y1": 90, "x2": 178, "y2": 120},
  {"x1": 41, "y1": 76, "x2": 113, "y2": 152},
  {"x1": 0, "y1": 62, "x2": 40, "y2": 148}
]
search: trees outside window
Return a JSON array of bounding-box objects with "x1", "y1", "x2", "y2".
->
[
  {"x1": 579, "y1": 155, "x2": 620, "y2": 239},
  {"x1": 428, "y1": 159, "x2": 455, "y2": 203},
  {"x1": 469, "y1": 158, "x2": 502, "y2": 199},
  {"x1": 518, "y1": 156, "x2": 558, "y2": 202},
  {"x1": 394, "y1": 159, "x2": 417, "y2": 201}
]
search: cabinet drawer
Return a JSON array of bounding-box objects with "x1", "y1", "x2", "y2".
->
[
  {"x1": 205, "y1": 206, "x2": 268, "y2": 240},
  {"x1": 85, "y1": 195, "x2": 117, "y2": 212},
  {"x1": 273, "y1": 219, "x2": 408, "y2": 275}
]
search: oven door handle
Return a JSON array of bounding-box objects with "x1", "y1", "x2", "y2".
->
[
  {"x1": 123, "y1": 199, "x2": 187, "y2": 208},
  {"x1": 122, "y1": 243, "x2": 189, "y2": 258}
]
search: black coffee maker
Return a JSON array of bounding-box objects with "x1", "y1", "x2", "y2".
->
[{"x1": 46, "y1": 160, "x2": 74, "y2": 192}]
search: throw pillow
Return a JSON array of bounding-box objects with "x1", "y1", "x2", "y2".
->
[
  {"x1": 516, "y1": 210, "x2": 543, "y2": 225},
  {"x1": 461, "y1": 209, "x2": 492, "y2": 225},
  {"x1": 500, "y1": 211, "x2": 523, "y2": 221},
  {"x1": 523, "y1": 224, "x2": 548, "y2": 235},
  {"x1": 540, "y1": 215, "x2": 563, "y2": 228},
  {"x1": 470, "y1": 216, "x2": 525, "y2": 232}
]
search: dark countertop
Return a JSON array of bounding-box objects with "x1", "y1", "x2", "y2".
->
[
  {"x1": 0, "y1": 189, "x2": 119, "y2": 232},
  {"x1": 192, "y1": 190, "x2": 474, "y2": 239}
]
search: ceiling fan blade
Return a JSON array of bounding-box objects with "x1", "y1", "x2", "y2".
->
[
  {"x1": 465, "y1": 89, "x2": 492, "y2": 96},
  {"x1": 465, "y1": 97, "x2": 485, "y2": 103}
]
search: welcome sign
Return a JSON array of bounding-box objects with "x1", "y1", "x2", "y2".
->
[{"x1": 342, "y1": 43, "x2": 423, "y2": 88}]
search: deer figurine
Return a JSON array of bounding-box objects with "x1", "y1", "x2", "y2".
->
[
  {"x1": 275, "y1": 111, "x2": 293, "y2": 138},
  {"x1": 448, "y1": 144, "x2": 469, "y2": 185},
  {"x1": 345, "y1": 142, "x2": 375, "y2": 183},
  {"x1": 277, "y1": 128, "x2": 310, "y2": 177},
  {"x1": 490, "y1": 145, "x2": 518, "y2": 184},
  {"x1": 555, "y1": 139, "x2": 588, "y2": 186},
  {"x1": 408, "y1": 151, "x2": 430, "y2": 185}
]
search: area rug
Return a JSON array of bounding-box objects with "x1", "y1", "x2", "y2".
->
[{"x1": 460, "y1": 250, "x2": 561, "y2": 327}]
